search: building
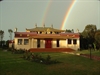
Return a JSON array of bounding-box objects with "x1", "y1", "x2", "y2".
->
[{"x1": 14, "y1": 24, "x2": 80, "y2": 51}]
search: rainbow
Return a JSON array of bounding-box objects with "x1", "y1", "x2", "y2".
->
[
  {"x1": 41, "y1": 0, "x2": 52, "y2": 25},
  {"x1": 60, "y1": 0, "x2": 77, "y2": 30}
]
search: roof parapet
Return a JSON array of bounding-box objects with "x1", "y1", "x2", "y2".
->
[
  {"x1": 35, "y1": 23, "x2": 37, "y2": 28},
  {"x1": 51, "y1": 24, "x2": 53, "y2": 28},
  {"x1": 43, "y1": 23, "x2": 45, "y2": 28},
  {"x1": 14, "y1": 27, "x2": 17, "y2": 32}
]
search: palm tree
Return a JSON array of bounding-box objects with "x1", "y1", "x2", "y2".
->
[
  {"x1": 0, "y1": 30, "x2": 4, "y2": 41},
  {"x1": 8, "y1": 29, "x2": 13, "y2": 40}
]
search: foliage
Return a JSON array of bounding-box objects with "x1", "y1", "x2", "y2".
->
[
  {"x1": 94, "y1": 30, "x2": 100, "y2": 48},
  {"x1": 8, "y1": 29, "x2": 13, "y2": 40},
  {"x1": 81, "y1": 24, "x2": 97, "y2": 38},
  {"x1": 0, "y1": 30, "x2": 4, "y2": 41},
  {"x1": 80, "y1": 24, "x2": 100, "y2": 50},
  {"x1": 23, "y1": 52, "x2": 60, "y2": 65},
  {"x1": 65, "y1": 29, "x2": 72, "y2": 33},
  {"x1": 12, "y1": 49, "x2": 25, "y2": 54}
]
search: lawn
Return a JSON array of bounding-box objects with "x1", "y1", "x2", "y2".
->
[
  {"x1": 75, "y1": 49, "x2": 100, "y2": 56},
  {"x1": 0, "y1": 49, "x2": 100, "y2": 75}
]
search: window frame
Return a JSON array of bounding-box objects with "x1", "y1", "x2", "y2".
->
[
  {"x1": 73, "y1": 39, "x2": 77, "y2": 44},
  {"x1": 18, "y1": 39, "x2": 22, "y2": 45},
  {"x1": 24, "y1": 39, "x2": 29, "y2": 45},
  {"x1": 68, "y1": 39, "x2": 72, "y2": 44}
]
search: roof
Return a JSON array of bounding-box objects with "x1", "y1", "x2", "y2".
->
[
  {"x1": 14, "y1": 32, "x2": 80, "y2": 39},
  {"x1": 29, "y1": 33, "x2": 79, "y2": 39},
  {"x1": 14, "y1": 32, "x2": 37, "y2": 34},
  {"x1": 26, "y1": 27, "x2": 65, "y2": 32}
]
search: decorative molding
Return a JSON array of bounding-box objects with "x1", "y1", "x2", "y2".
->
[
  {"x1": 20, "y1": 34, "x2": 22, "y2": 36},
  {"x1": 47, "y1": 28, "x2": 50, "y2": 32},
  {"x1": 72, "y1": 35, "x2": 75, "y2": 37},
  {"x1": 27, "y1": 34, "x2": 29, "y2": 36},
  {"x1": 52, "y1": 32, "x2": 55, "y2": 34}
]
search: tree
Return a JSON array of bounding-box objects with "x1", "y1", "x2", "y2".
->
[
  {"x1": 0, "y1": 30, "x2": 4, "y2": 47},
  {"x1": 94, "y1": 30, "x2": 100, "y2": 49},
  {"x1": 0, "y1": 30, "x2": 4, "y2": 41},
  {"x1": 81, "y1": 24, "x2": 97, "y2": 38},
  {"x1": 80, "y1": 24, "x2": 97, "y2": 49},
  {"x1": 8, "y1": 29, "x2": 13, "y2": 40},
  {"x1": 65, "y1": 29, "x2": 72, "y2": 33}
]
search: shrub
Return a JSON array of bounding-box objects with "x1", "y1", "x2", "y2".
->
[{"x1": 23, "y1": 53, "x2": 61, "y2": 65}]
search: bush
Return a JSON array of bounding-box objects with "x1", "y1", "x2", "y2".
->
[
  {"x1": 13, "y1": 49, "x2": 25, "y2": 54},
  {"x1": 23, "y1": 53, "x2": 61, "y2": 65},
  {"x1": 23, "y1": 51, "x2": 31, "y2": 60}
]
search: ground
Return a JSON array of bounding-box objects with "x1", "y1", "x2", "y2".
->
[{"x1": 0, "y1": 48, "x2": 100, "y2": 75}]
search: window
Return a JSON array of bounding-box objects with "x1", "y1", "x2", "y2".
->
[
  {"x1": 18, "y1": 39, "x2": 22, "y2": 45},
  {"x1": 40, "y1": 32, "x2": 42, "y2": 34},
  {"x1": 24, "y1": 39, "x2": 29, "y2": 45},
  {"x1": 55, "y1": 32, "x2": 59, "y2": 34},
  {"x1": 37, "y1": 39, "x2": 40, "y2": 48},
  {"x1": 73, "y1": 39, "x2": 77, "y2": 44},
  {"x1": 50, "y1": 32, "x2": 52, "y2": 34},
  {"x1": 57, "y1": 39, "x2": 59, "y2": 47},
  {"x1": 68, "y1": 39, "x2": 71, "y2": 44}
]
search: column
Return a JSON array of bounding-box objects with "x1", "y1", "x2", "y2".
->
[
  {"x1": 77, "y1": 38, "x2": 80, "y2": 50},
  {"x1": 29, "y1": 39, "x2": 31, "y2": 48},
  {"x1": 33, "y1": 39, "x2": 37, "y2": 48},
  {"x1": 31, "y1": 38, "x2": 33, "y2": 48},
  {"x1": 52, "y1": 40, "x2": 57, "y2": 48},
  {"x1": 71, "y1": 39, "x2": 74, "y2": 49},
  {"x1": 40, "y1": 40, "x2": 45, "y2": 48},
  {"x1": 66, "y1": 39, "x2": 68, "y2": 48}
]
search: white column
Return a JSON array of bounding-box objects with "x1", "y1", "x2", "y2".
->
[
  {"x1": 40, "y1": 40, "x2": 45, "y2": 48},
  {"x1": 22, "y1": 39, "x2": 24, "y2": 45},
  {"x1": 29, "y1": 39, "x2": 32, "y2": 48},
  {"x1": 66, "y1": 39, "x2": 68, "y2": 48},
  {"x1": 52, "y1": 40, "x2": 57, "y2": 48},
  {"x1": 72, "y1": 39, "x2": 73, "y2": 48},
  {"x1": 43, "y1": 40, "x2": 45, "y2": 48},
  {"x1": 31, "y1": 38, "x2": 33, "y2": 48},
  {"x1": 77, "y1": 38, "x2": 80, "y2": 49},
  {"x1": 33, "y1": 39, "x2": 37, "y2": 48}
]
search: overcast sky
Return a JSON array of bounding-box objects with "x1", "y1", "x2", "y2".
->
[{"x1": 0, "y1": 0, "x2": 100, "y2": 40}]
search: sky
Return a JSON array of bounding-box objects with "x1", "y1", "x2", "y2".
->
[{"x1": 0, "y1": 0, "x2": 100, "y2": 40}]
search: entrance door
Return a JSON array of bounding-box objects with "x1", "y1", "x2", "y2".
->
[{"x1": 45, "y1": 39, "x2": 52, "y2": 48}]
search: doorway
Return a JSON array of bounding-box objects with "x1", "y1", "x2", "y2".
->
[{"x1": 45, "y1": 39, "x2": 52, "y2": 48}]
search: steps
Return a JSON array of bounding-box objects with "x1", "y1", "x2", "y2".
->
[{"x1": 29, "y1": 48, "x2": 75, "y2": 52}]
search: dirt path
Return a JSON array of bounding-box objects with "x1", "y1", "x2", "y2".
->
[{"x1": 80, "y1": 54, "x2": 100, "y2": 61}]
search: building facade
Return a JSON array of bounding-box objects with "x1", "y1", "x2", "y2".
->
[{"x1": 14, "y1": 25, "x2": 80, "y2": 50}]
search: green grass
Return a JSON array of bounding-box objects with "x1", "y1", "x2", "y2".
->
[
  {"x1": 0, "y1": 49, "x2": 100, "y2": 75},
  {"x1": 75, "y1": 49, "x2": 100, "y2": 56}
]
